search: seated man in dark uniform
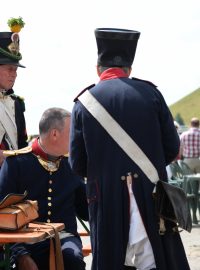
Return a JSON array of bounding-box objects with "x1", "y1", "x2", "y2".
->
[{"x1": 0, "y1": 107, "x2": 89, "y2": 270}]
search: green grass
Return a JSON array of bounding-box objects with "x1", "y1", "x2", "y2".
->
[{"x1": 169, "y1": 87, "x2": 200, "y2": 126}]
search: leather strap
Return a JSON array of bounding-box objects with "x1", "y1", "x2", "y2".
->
[
  {"x1": 48, "y1": 224, "x2": 64, "y2": 270},
  {"x1": 10, "y1": 200, "x2": 38, "y2": 216},
  {"x1": 49, "y1": 238, "x2": 56, "y2": 270},
  {"x1": 28, "y1": 222, "x2": 64, "y2": 270}
]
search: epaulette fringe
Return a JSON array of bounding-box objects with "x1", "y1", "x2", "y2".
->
[{"x1": 3, "y1": 146, "x2": 32, "y2": 157}]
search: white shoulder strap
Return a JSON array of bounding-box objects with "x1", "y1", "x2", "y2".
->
[
  {"x1": 0, "y1": 101, "x2": 18, "y2": 149},
  {"x1": 78, "y1": 90, "x2": 159, "y2": 184}
]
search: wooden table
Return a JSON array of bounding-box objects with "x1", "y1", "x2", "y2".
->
[{"x1": 0, "y1": 222, "x2": 65, "y2": 269}]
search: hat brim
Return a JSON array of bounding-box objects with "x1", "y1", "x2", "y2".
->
[
  {"x1": 0, "y1": 59, "x2": 25, "y2": 68},
  {"x1": 11, "y1": 62, "x2": 26, "y2": 68}
]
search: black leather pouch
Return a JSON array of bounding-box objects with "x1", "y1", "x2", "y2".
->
[{"x1": 154, "y1": 180, "x2": 192, "y2": 233}]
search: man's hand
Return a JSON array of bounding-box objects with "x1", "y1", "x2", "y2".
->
[
  {"x1": 0, "y1": 150, "x2": 5, "y2": 166},
  {"x1": 17, "y1": 254, "x2": 39, "y2": 270}
]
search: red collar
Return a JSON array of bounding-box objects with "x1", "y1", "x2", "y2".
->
[
  {"x1": 32, "y1": 138, "x2": 48, "y2": 160},
  {"x1": 99, "y1": 68, "x2": 129, "y2": 81}
]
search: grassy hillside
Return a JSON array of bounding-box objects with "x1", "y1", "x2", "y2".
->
[{"x1": 169, "y1": 87, "x2": 200, "y2": 126}]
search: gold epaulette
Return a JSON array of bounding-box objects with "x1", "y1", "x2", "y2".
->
[
  {"x1": 3, "y1": 146, "x2": 32, "y2": 157},
  {"x1": 63, "y1": 153, "x2": 69, "y2": 157}
]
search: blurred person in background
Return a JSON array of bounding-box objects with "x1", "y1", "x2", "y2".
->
[{"x1": 180, "y1": 117, "x2": 200, "y2": 173}]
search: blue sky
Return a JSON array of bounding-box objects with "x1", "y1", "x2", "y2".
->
[{"x1": 2, "y1": 0, "x2": 200, "y2": 134}]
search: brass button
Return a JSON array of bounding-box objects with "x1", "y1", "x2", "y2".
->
[
  {"x1": 48, "y1": 202, "x2": 52, "y2": 207},
  {"x1": 48, "y1": 188, "x2": 52, "y2": 193},
  {"x1": 133, "y1": 173, "x2": 138, "y2": 178},
  {"x1": 121, "y1": 176, "x2": 126, "y2": 180},
  {"x1": 48, "y1": 197, "x2": 51, "y2": 200},
  {"x1": 49, "y1": 172, "x2": 52, "y2": 175},
  {"x1": 48, "y1": 211, "x2": 51, "y2": 215},
  {"x1": 49, "y1": 180, "x2": 53, "y2": 184},
  {"x1": 47, "y1": 219, "x2": 51, "y2": 223}
]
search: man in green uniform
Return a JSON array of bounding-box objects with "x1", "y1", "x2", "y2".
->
[{"x1": 0, "y1": 26, "x2": 27, "y2": 166}]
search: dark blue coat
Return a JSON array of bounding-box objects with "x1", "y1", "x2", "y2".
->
[
  {"x1": 69, "y1": 75, "x2": 190, "y2": 270},
  {"x1": 12, "y1": 92, "x2": 28, "y2": 149},
  {"x1": 0, "y1": 153, "x2": 88, "y2": 235}
]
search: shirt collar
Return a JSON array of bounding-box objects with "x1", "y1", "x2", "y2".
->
[
  {"x1": 32, "y1": 138, "x2": 61, "y2": 161},
  {"x1": 99, "y1": 67, "x2": 129, "y2": 81}
]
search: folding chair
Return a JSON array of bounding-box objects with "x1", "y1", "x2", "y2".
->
[
  {"x1": 177, "y1": 160, "x2": 200, "y2": 224},
  {"x1": 77, "y1": 217, "x2": 92, "y2": 258}
]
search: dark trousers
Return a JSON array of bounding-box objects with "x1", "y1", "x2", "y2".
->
[{"x1": 12, "y1": 234, "x2": 85, "y2": 270}]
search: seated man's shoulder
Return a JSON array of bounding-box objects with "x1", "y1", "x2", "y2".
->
[{"x1": 3, "y1": 146, "x2": 32, "y2": 157}]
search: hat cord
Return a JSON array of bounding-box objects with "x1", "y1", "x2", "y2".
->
[{"x1": 0, "y1": 47, "x2": 22, "y2": 60}]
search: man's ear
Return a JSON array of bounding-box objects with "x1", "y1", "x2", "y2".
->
[{"x1": 50, "y1": 129, "x2": 58, "y2": 141}]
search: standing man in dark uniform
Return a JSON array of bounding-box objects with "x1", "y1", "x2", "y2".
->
[
  {"x1": 0, "y1": 108, "x2": 88, "y2": 270},
  {"x1": 0, "y1": 22, "x2": 27, "y2": 166},
  {"x1": 69, "y1": 28, "x2": 190, "y2": 270}
]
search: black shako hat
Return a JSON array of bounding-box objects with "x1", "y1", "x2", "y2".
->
[
  {"x1": 0, "y1": 32, "x2": 25, "y2": 68},
  {"x1": 95, "y1": 28, "x2": 140, "y2": 67}
]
